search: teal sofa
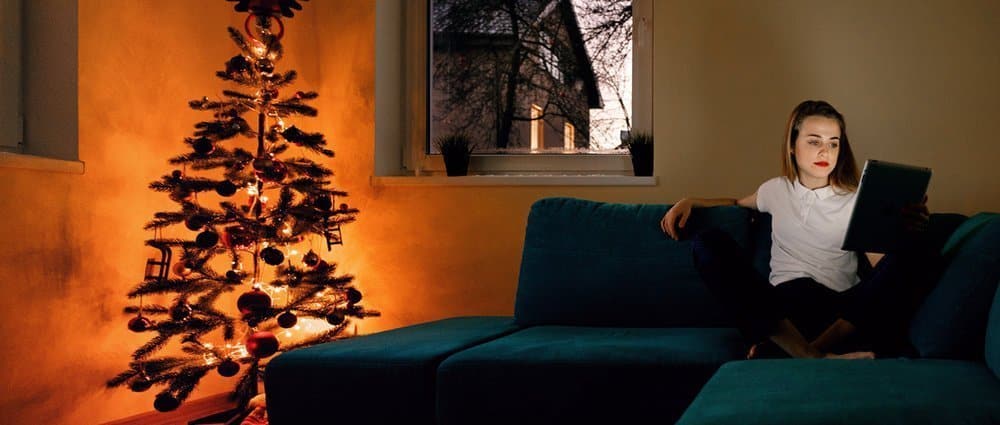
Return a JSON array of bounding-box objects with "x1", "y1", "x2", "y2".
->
[{"x1": 264, "y1": 198, "x2": 1000, "y2": 424}]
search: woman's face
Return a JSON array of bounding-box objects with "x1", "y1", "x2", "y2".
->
[{"x1": 792, "y1": 116, "x2": 841, "y2": 188}]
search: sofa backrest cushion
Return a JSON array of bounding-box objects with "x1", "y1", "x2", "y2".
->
[
  {"x1": 514, "y1": 197, "x2": 751, "y2": 327},
  {"x1": 910, "y1": 213, "x2": 1000, "y2": 359},
  {"x1": 986, "y1": 281, "x2": 1000, "y2": 379}
]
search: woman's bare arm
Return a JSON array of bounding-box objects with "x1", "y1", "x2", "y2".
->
[{"x1": 661, "y1": 193, "x2": 758, "y2": 240}]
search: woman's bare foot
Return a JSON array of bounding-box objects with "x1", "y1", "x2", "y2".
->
[{"x1": 823, "y1": 351, "x2": 875, "y2": 360}]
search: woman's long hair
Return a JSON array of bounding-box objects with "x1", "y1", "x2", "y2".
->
[{"x1": 781, "y1": 100, "x2": 860, "y2": 192}]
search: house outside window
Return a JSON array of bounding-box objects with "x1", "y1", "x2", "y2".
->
[{"x1": 429, "y1": 0, "x2": 630, "y2": 154}]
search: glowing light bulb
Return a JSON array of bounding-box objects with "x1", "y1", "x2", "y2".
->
[{"x1": 260, "y1": 196, "x2": 269, "y2": 203}]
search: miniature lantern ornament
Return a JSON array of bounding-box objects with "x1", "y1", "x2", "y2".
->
[{"x1": 144, "y1": 242, "x2": 172, "y2": 282}]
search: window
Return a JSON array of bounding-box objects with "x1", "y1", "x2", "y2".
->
[
  {"x1": 530, "y1": 104, "x2": 543, "y2": 151},
  {"x1": 0, "y1": 0, "x2": 22, "y2": 153},
  {"x1": 374, "y1": 0, "x2": 651, "y2": 177},
  {"x1": 0, "y1": 0, "x2": 83, "y2": 173},
  {"x1": 564, "y1": 122, "x2": 574, "y2": 151}
]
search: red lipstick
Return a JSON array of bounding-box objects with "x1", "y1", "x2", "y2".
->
[{"x1": 814, "y1": 161, "x2": 829, "y2": 167}]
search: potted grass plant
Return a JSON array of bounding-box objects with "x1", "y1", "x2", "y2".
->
[
  {"x1": 624, "y1": 132, "x2": 653, "y2": 176},
  {"x1": 435, "y1": 134, "x2": 476, "y2": 176}
]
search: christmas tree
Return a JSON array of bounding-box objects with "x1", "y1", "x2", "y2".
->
[{"x1": 107, "y1": 0, "x2": 378, "y2": 413}]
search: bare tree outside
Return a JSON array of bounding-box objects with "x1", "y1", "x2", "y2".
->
[{"x1": 430, "y1": 0, "x2": 632, "y2": 154}]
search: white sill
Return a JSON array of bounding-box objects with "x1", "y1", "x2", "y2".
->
[
  {"x1": 371, "y1": 175, "x2": 657, "y2": 186},
  {"x1": 0, "y1": 152, "x2": 85, "y2": 174}
]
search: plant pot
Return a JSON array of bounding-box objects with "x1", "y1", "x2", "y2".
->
[
  {"x1": 442, "y1": 152, "x2": 471, "y2": 176},
  {"x1": 628, "y1": 144, "x2": 653, "y2": 176}
]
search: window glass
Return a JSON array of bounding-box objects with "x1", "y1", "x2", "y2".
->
[{"x1": 429, "y1": 0, "x2": 633, "y2": 155}]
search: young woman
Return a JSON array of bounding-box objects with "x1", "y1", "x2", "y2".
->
[{"x1": 661, "y1": 100, "x2": 931, "y2": 359}]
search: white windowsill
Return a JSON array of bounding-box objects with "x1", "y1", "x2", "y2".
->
[
  {"x1": 0, "y1": 152, "x2": 85, "y2": 174},
  {"x1": 371, "y1": 175, "x2": 657, "y2": 186}
]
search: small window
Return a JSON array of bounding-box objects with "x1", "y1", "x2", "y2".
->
[
  {"x1": 0, "y1": 0, "x2": 82, "y2": 173},
  {"x1": 530, "y1": 104, "x2": 544, "y2": 151},
  {"x1": 0, "y1": 0, "x2": 23, "y2": 153},
  {"x1": 564, "y1": 122, "x2": 575, "y2": 151}
]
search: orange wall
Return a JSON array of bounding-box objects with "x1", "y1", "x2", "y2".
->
[{"x1": 0, "y1": 1, "x2": 998, "y2": 424}]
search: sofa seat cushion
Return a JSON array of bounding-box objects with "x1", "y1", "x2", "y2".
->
[
  {"x1": 264, "y1": 316, "x2": 520, "y2": 425},
  {"x1": 677, "y1": 358, "x2": 1000, "y2": 425},
  {"x1": 436, "y1": 326, "x2": 745, "y2": 425}
]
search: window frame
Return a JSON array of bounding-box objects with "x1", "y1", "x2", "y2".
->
[
  {"x1": 375, "y1": 0, "x2": 652, "y2": 177},
  {"x1": 0, "y1": 0, "x2": 83, "y2": 174},
  {"x1": 0, "y1": 0, "x2": 23, "y2": 153}
]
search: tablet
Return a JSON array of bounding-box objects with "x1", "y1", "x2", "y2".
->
[{"x1": 841, "y1": 160, "x2": 931, "y2": 253}]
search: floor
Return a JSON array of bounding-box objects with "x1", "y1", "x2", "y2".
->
[{"x1": 100, "y1": 393, "x2": 238, "y2": 425}]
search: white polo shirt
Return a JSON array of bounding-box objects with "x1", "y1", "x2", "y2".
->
[{"x1": 756, "y1": 176, "x2": 860, "y2": 292}]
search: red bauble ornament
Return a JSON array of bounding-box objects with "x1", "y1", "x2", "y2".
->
[
  {"x1": 226, "y1": 55, "x2": 251, "y2": 75},
  {"x1": 185, "y1": 214, "x2": 211, "y2": 231},
  {"x1": 226, "y1": 270, "x2": 243, "y2": 283},
  {"x1": 264, "y1": 162, "x2": 287, "y2": 182},
  {"x1": 325, "y1": 311, "x2": 345, "y2": 326},
  {"x1": 217, "y1": 359, "x2": 241, "y2": 377},
  {"x1": 313, "y1": 194, "x2": 332, "y2": 211},
  {"x1": 154, "y1": 392, "x2": 180, "y2": 412},
  {"x1": 195, "y1": 231, "x2": 219, "y2": 249},
  {"x1": 302, "y1": 250, "x2": 320, "y2": 267},
  {"x1": 261, "y1": 88, "x2": 279, "y2": 102},
  {"x1": 128, "y1": 315, "x2": 153, "y2": 332},
  {"x1": 169, "y1": 303, "x2": 192, "y2": 321},
  {"x1": 246, "y1": 331, "x2": 280, "y2": 358},
  {"x1": 252, "y1": 157, "x2": 287, "y2": 182},
  {"x1": 237, "y1": 288, "x2": 272, "y2": 315},
  {"x1": 192, "y1": 137, "x2": 215, "y2": 155},
  {"x1": 261, "y1": 246, "x2": 285, "y2": 266},
  {"x1": 129, "y1": 376, "x2": 153, "y2": 392},
  {"x1": 222, "y1": 226, "x2": 254, "y2": 250},
  {"x1": 277, "y1": 311, "x2": 298, "y2": 328},
  {"x1": 216, "y1": 180, "x2": 238, "y2": 197},
  {"x1": 172, "y1": 261, "x2": 193, "y2": 277},
  {"x1": 346, "y1": 287, "x2": 363, "y2": 304}
]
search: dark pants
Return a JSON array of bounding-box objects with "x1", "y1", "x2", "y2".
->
[{"x1": 691, "y1": 228, "x2": 943, "y2": 357}]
